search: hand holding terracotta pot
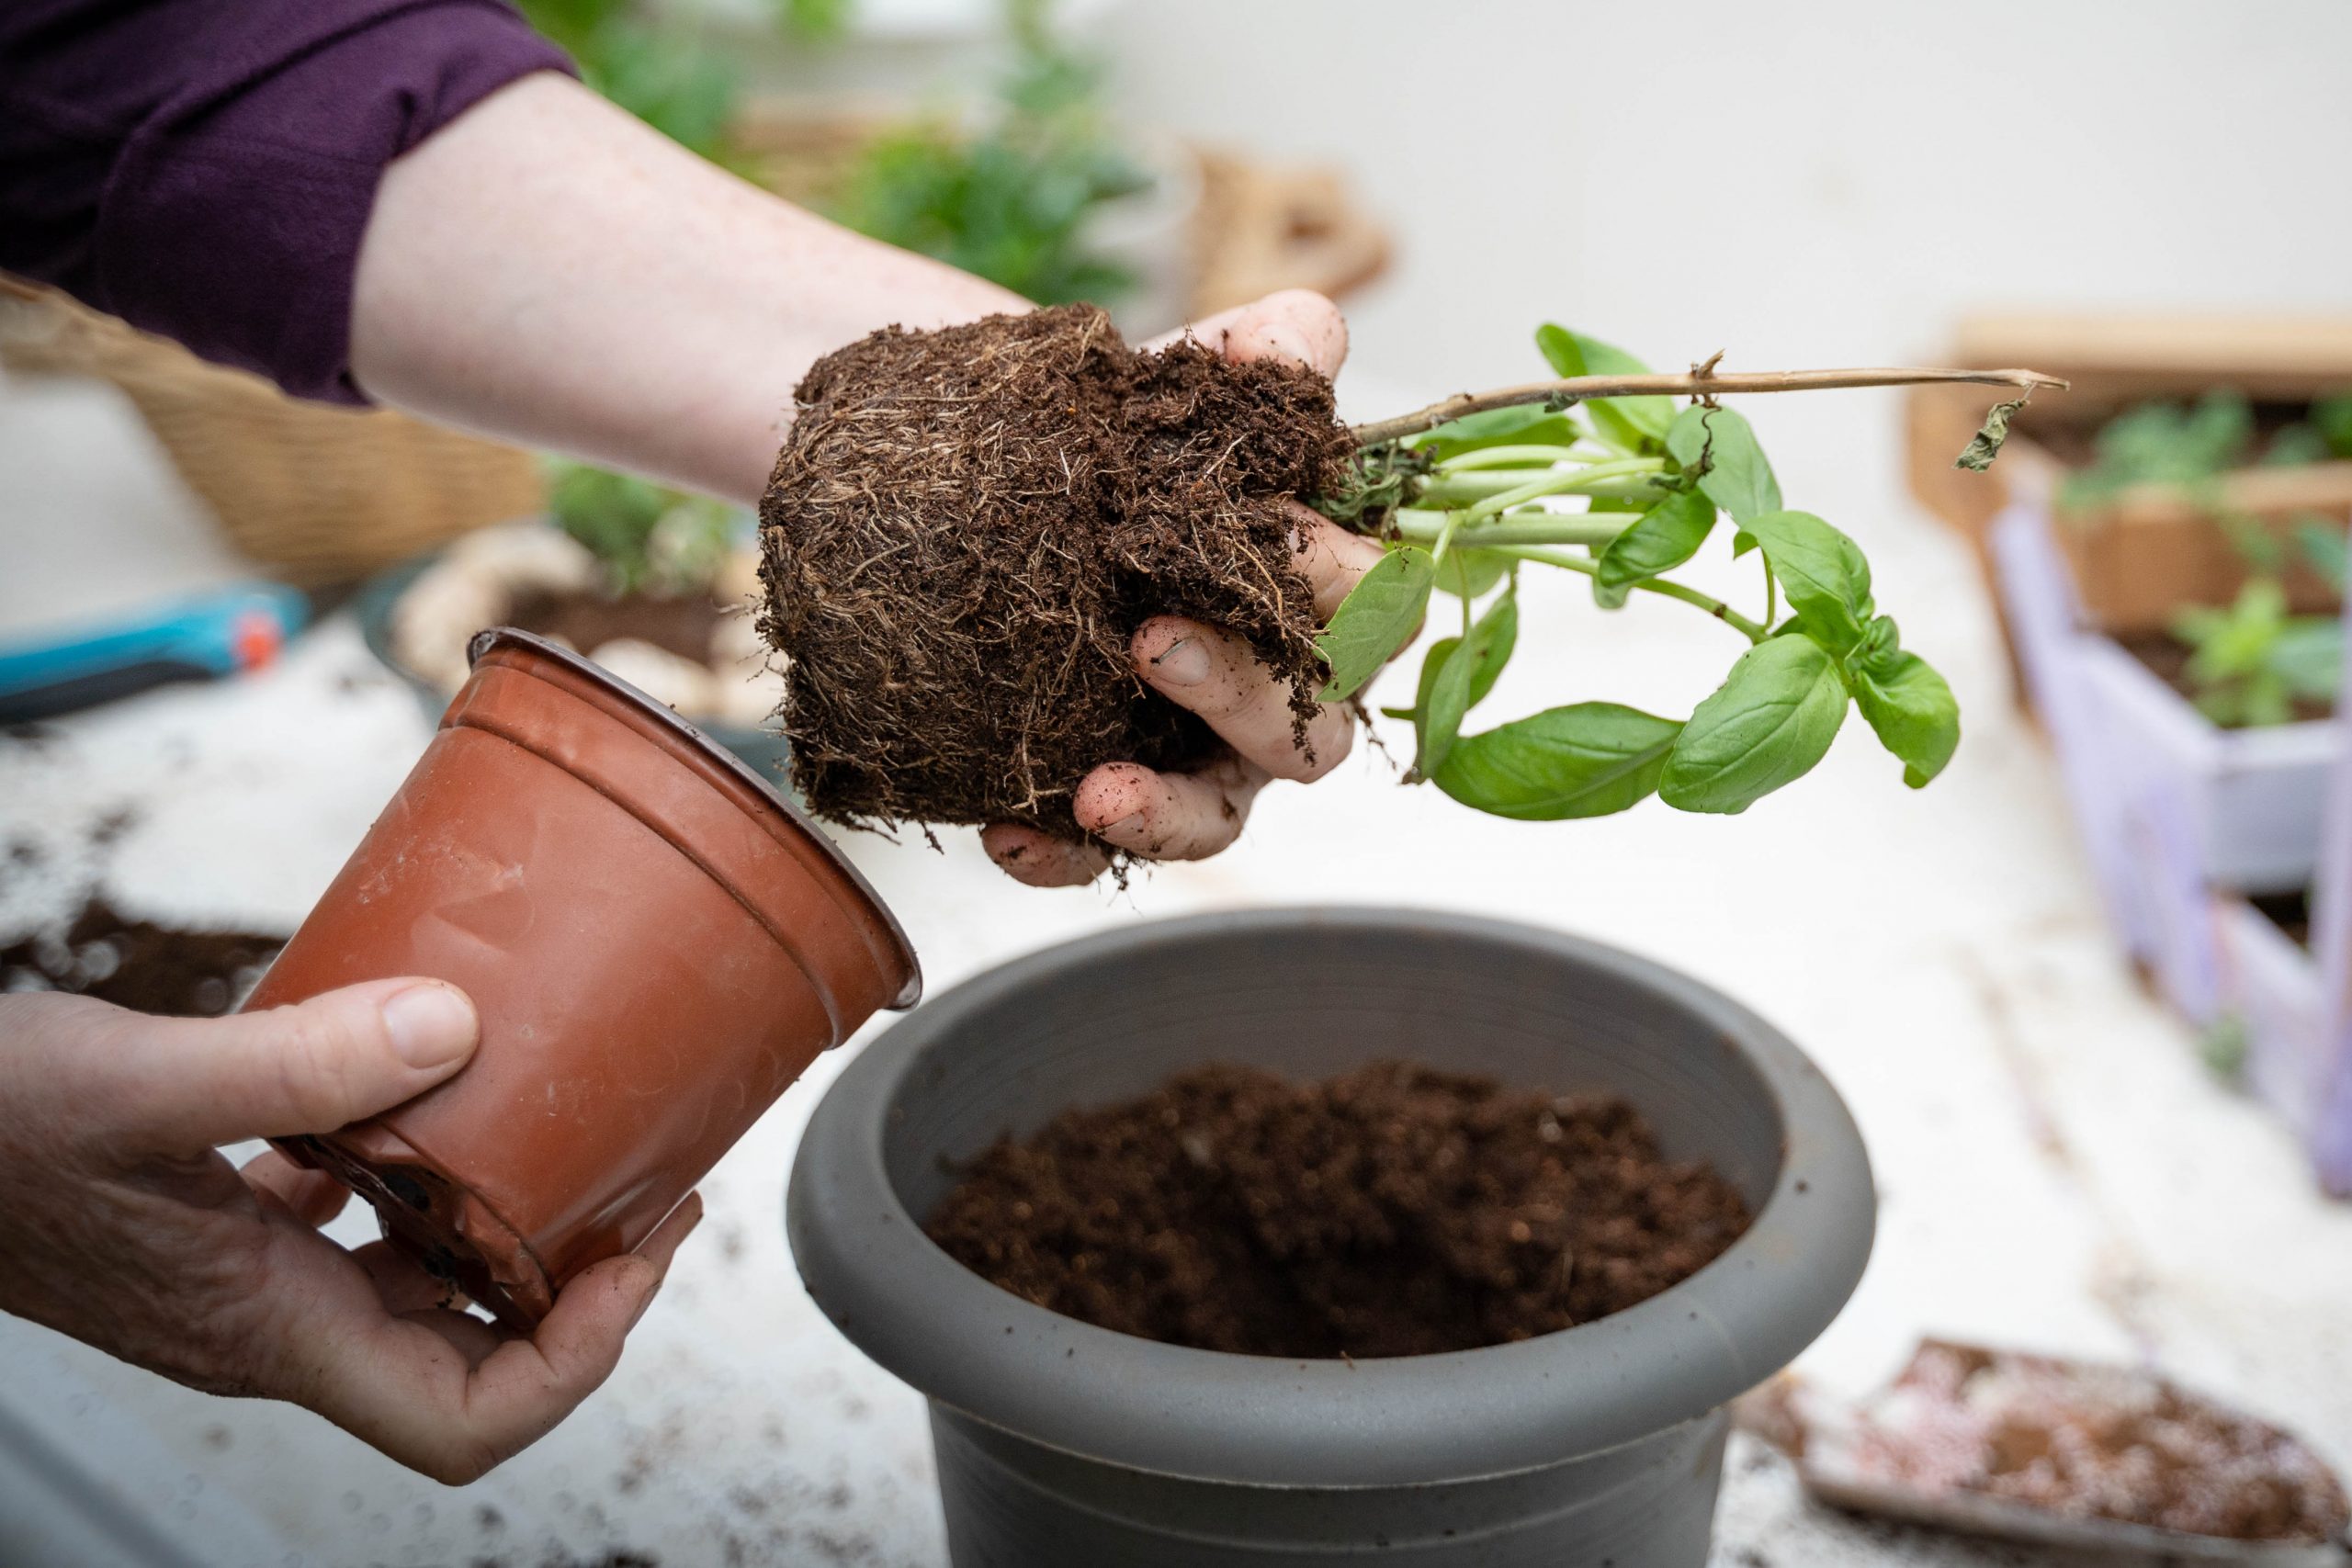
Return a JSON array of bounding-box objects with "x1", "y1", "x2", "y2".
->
[
  {"x1": 252, "y1": 629, "x2": 918, "y2": 1325},
  {"x1": 0, "y1": 980, "x2": 698, "y2": 1483}
]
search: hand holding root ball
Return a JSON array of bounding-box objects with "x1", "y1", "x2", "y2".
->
[
  {"x1": 989, "y1": 294, "x2": 1377, "y2": 886},
  {"x1": 760, "y1": 290, "x2": 1382, "y2": 888},
  {"x1": 0, "y1": 983, "x2": 699, "y2": 1483}
]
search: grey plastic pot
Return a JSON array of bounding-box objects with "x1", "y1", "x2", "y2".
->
[{"x1": 788, "y1": 908, "x2": 1875, "y2": 1567}]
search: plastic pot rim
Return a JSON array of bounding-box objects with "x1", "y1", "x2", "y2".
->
[{"x1": 786, "y1": 906, "x2": 1873, "y2": 1490}]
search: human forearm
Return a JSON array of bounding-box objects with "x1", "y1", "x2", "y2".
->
[{"x1": 351, "y1": 73, "x2": 1026, "y2": 505}]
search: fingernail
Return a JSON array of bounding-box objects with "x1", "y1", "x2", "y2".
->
[
  {"x1": 1148, "y1": 637, "x2": 1211, "y2": 687},
  {"x1": 1101, "y1": 811, "x2": 1144, "y2": 840},
  {"x1": 380, "y1": 983, "x2": 478, "y2": 1069},
  {"x1": 1257, "y1": 322, "x2": 1314, "y2": 367}
]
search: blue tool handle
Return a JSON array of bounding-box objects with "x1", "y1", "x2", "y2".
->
[{"x1": 0, "y1": 584, "x2": 310, "y2": 724}]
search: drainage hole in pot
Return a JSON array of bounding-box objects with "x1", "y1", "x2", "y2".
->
[
  {"x1": 928, "y1": 1060, "x2": 1753, "y2": 1359},
  {"x1": 381, "y1": 1168, "x2": 435, "y2": 1213}
]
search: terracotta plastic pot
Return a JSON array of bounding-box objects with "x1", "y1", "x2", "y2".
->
[
  {"x1": 254, "y1": 627, "x2": 917, "y2": 1327},
  {"x1": 790, "y1": 908, "x2": 1874, "y2": 1567}
]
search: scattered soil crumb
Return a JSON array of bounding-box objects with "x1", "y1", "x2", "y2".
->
[
  {"x1": 1, "y1": 897, "x2": 283, "y2": 1015},
  {"x1": 1838, "y1": 1341, "x2": 2350, "y2": 1543},
  {"x1": 88, "y1": 807, "x2": 141, "y2": 846},
  {"x1": 929, "y1": 1060, "x2": 1753, "y2": 1358},
  {"x1": 760, "y1": 303, "x2": 1350, "y2": 838}
]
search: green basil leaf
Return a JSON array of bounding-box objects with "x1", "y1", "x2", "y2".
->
[
  {"x1": 2270, "y1": 618, "x2": 2344, "y2": 702},
  {"x1": 1434, "y1": 703, "x2": 1683, "y2": 820},
  {"x1": 1659, "y1": 635, "x2": 1849, "y2": 813},
  {"x1": 1664, "y1": 406, "x2": 1782, "y2": 523},
  {"x1": 1435, "y1": 547, "x2": 1510, "y2": 601},
  {"x1": 1738, "y1": 510, "x2": 1875, "y2": 654},
  {"x1": 1384, "y1": 637, "x2": 1457, "y2": 721},
  {"x1": 1851, "y1": 644, "x2": 1960, "y2": 788},
  {"x1": 1596, "y1": 486, "x2": 1719, "y2": 590},
  {"x1": 1535, "y1": 325, "x2": 1675, "y2": 447},
  {"x1": 1409, "y1": 404, "x2": 1582, "y2": 459},
  {"x1": 1315, "y1": 547, "x2": 1434, "y2": 702},
  {"x1": 1415, "y1": 586, "x2": 1519, "y2": 779}
]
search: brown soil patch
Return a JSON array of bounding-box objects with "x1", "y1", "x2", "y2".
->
[
  {"x1": 3, "y1": 897, "x2": 284, "y2": 1016},
  {"x1": 927, "y1": 1060, "x2": 1753, "y2": 1359},
  {"x1": 758, "y1": 305, "x2": 1349, "y2": 838}
]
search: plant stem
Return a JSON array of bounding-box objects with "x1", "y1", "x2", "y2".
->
[
  {"x1": 1433, "y1": 445, "x2": 1621, "y2": 472},
  {"x1": 1392, "y1": 509, "x2": 1624, "y2": 549},
  {"x1": 1351, "y1": 365, "x2": 2070, "y2": 448},
  {"x1": 1482, "y1": 543, "x2": 1770, "y2": 643},
  {"x1": 1418, "y1": 473, "x2": 1661, "y2": 506},
  {"x1": 1761, "y1": 557, "x2": 1778, "y2": 630},
  {"x1": 1465, "y1": 458, "x2": 1662, "y2": 524}
]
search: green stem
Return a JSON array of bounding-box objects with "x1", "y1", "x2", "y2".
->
[
  {"x1": 1418, "y1": 472, "x2": 1663, "y2": 506},
  {"x1": 1465, "y1": 458, "x2": 1663, "y2": 524},
  {"x1": 1393, "y1": 508, "x2": 1624, "y2": 549},
  {"x1": 1433, "y1": 445, "x2": 1623, "y2": 473},
  {"x1": 1481, "y1": 544, "x2": 1769, "y2": 643},
  {"x1": 1429, "y1": 509, "x2": 1464, "y2": 568},
  {"x1": 1761, "y1": 557, "x2": 1778, "y2": 630}
]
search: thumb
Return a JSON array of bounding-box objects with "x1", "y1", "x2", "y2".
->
[{"x1": 95, "y1": 978, "x2": 479, "y2": 1152}]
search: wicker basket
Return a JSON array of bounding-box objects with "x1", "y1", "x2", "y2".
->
[{"x1": 0, "y1": 278, "x2": 543, "y2": 586}]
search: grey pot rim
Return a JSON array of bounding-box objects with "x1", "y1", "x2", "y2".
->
[{"x1": 787, "y1": 906, "x2": 1875, "y2": 1490}]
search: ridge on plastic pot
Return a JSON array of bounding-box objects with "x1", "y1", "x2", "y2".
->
[
  {"x1": 252, "y1": 627, "x2": 918, "y2": 1329},
  {"x1": 789, "y1": 908, "x2": 1875, "y2": 1568}
]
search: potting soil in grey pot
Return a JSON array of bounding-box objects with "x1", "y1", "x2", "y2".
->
[{"x1": 788, "y1": 908, "x2": 1875, "y2": 1566}]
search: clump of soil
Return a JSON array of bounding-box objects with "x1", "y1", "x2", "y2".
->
[
  {"x1": 508, "y1": 587, "x2": 723, "y2": 667},
  {"x1": 1845, "y1": 1341, "x2": 2350, "y2": 1544},
  {"x1": 759, "y1": 305, "x2": 1351, "y2": 837},
  {"x1": 1, "y1": 897, "x2": 283, "y2": 1016},
  {"x1": 927, "y1": 1060, "x2": 1753, "y2": 1359}
]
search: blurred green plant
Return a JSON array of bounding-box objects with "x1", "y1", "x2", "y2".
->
[
  {"x1": 2171, "y1": 578, "x2": 2340, "y2": 728},
  {"x1": 517, "y1": 0, "x2": 735, "y2": 162},
  {"x1": 2061, "y1": 389, "x2": 2352, "y2": 513},
  {"x1": 829, "y1": 2, "x2": 1149, "y2": 305},
  {"x1": 2199, "y1": 1011, "x2": 2249, "y2": 1083},
  {"x1": 2165, "y1": 514, "x2": 2345, "y2": 729},
  {"x1": 547, "y1": 461, "x2": 740, "y2": 596},
  {"x1": 2058, "y1": 390, "x2": 2255, "y2": 513}
]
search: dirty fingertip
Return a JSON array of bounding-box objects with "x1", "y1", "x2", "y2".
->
[
  {"x1": 1075, "y1": 765, "x2": 1160, "y2": 841},
  {"x1": 1234, "y1": 290, "x2": 1346, "y2": 376},
  {"x1": 980, "y1": 825, "x2": 1105, "y2": 887}
]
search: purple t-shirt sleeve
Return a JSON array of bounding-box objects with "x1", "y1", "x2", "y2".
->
[{"x1": 1, "y1": 0, "x2": 574, "y2": 404}]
